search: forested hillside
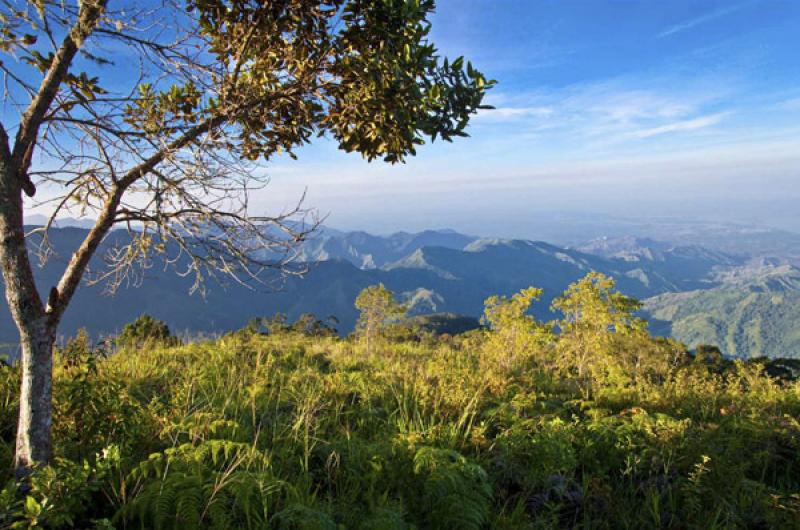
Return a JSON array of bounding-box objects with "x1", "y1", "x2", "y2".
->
[{"x1": 645, "y1": 266, "x2": 800, "y2": 359}]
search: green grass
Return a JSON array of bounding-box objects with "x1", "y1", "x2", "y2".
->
[{"x1": 0, "y1": 325, "x2": 797, "y2": 529}]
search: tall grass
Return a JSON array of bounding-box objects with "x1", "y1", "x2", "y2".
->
[{"x1": 0, "y1": 318, "x2": 798, "y2": 528}]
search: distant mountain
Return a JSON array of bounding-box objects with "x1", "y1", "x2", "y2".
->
[
  {"x1": 575, "y1": 236, "x2": 744, "y2": 291},
  {"x1": 644, "y1": 265, "x2": 800, "y2": 359},
  {"x1": 24, "y1": 214, "x2": 98, "y2": 229},
  {"x1": 289, "y1": 228, "x2": 477, "y2": 269},
  {"x1": 32, "y1": 214, "x2": 800, "y2": 265},
  {"x1": 0, "y1": 228, "x2": 709, "y2": 348},
  {"x1": 3, "y1": 226, "x2": 799, "y2": 360},
  {"x1": 570, "y1": 219, "x2": 800, "y2": 265},
  {"x1": 384, "y1": 238, "x2": 680, "y2": 303},
  {"x1": 405, "y1": 313, "x2": 482, "y2": 335}
]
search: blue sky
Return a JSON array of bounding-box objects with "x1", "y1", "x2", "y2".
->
[
  {"x1": 257, "y1": 0, "x2": 800, "y2": 236},
  {"x1": 15, "y1": 1, "x2": 800, "y2": 237}
]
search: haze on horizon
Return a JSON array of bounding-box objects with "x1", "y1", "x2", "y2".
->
[
  {"x1": 248, "y1": 0, "x2": 800, "y2": 236},
  {"x1": 20, "y1": 0, "x2": 800, "y2": 237}
]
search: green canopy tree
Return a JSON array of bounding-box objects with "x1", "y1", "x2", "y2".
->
[
  {"x1": 354, "y1": 284, "x2": 406, "y2": 355},
  {"x1": 482, "y1": 287, "x2": 553, "y2": 369},
  {"x1": 116, "y1": 314, "x2": 178, "y2": 349},
  {"x1": 0, "y1": 0, "x2": 492, "y2": 473},
  {"x1": 552, "y1": 272, "x2": 645, "y2": 398}
]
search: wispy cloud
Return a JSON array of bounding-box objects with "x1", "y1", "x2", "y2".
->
[
  {"x1": 630, "y1": 112, "x2": 729, "y2": 138},
  {"x1": 475, "y1": 77, "x2": 733, "y2": 150},
  {"x1": 658, "y1": 3, "x2": 750, "y2": 38},
  {"x1": 476, "y1": 106, "x2": 554, "y2": 121},
  {"x1": 779, "y1": 97, "x2": 800, "y2": 111}
]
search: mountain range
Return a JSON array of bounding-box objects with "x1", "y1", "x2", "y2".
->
[{"x1": 2, "y1": 219, "x2": 799, "y2": 359}]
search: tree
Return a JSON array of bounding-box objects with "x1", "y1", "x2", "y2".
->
[
  {"x1": 290, "y1": 313, "x2": 338, "y2": 337},
  {"x1": 552, "y1": 272, "x2": 644, "y2": 398},
  {"x1": 0, "y1": 0, "x2": 492, "y2": 473},
  {"x1": 354, "y1": 284, "x2": 406, "y2": 355},
  {"x1": 482, "y1": 287, "x2": 553, "y2": 369},
  {"x1": 116, "y1": 314, "x2": 178, "y2": 349},
  {"x1": 693, "y1": 343, "x2": 728, "y2": 374}
]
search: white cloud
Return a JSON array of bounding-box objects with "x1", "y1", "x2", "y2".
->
[
  {"x1": 658, "y1": 3, "x2": 750, "y2": 38},
  {"x1": 478, "y1": 81, "x2": 723, "y2": 133},
  {"x1": 474, "y1": 78, "x2": 733, "y2": 151},
  {"x1": 475, "y1": 106, "x2": 554, "y2": 121},
  {"x1": 779, "y1": 97, "x2": 800, "y2": 111},
  {"x1": 629, "y1": 112, "x2": 729, "y2": 138}
]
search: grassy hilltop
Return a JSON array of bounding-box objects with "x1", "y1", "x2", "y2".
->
[{"x1": 0, "y1": 275, "x2": 798, "y2": 529}]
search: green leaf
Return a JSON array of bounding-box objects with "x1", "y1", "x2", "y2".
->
[{"x1": 24, "y1": 495, "x2": 41, "y2": 517}]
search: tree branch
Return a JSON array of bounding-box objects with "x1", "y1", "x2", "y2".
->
[
  {"x1": 119, "y1": 115, "x2": 227, "y2": 188},
  {"x1": 46, "y1": 113, "x2": 227, "y2": 324},
  {"x1": 11, "y1": 0, "x2": 108, "y2": 197},
  {"x1": 47, "y1": 185, "x2": 121, "y2": 324}
]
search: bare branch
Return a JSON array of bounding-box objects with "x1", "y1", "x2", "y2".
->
[
  {"x1": 11, "y1": 0, "x2": 109, "y2": 197},
  {"x1": 119, "y1": 115, "x2": 227, "y2": 188}
]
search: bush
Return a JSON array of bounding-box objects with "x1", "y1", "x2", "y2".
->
[{"x1": 116, "y1": 314, "x2": 179, "y2": 349}]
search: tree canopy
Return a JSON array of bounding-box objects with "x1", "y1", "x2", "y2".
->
[
  {"x1": 1, "y1": 0, "x2": 492, "y2": 292},
  {"x1": 0, "y1": 0, "x2": 492, "y2": 472}
]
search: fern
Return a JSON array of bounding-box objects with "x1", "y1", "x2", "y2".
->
[
  {"x1": 118, "y1": 440, "x2": 281, "y2": 530},
  {"x1": 271, "y1": 504, "x2": 337, "y2": 530},
  {"x1": 358, "y1": 506, "x2": 411, "y2": 530},
  {"x1": 411, "y1": 446, "x2": 492, "y2": 530}
]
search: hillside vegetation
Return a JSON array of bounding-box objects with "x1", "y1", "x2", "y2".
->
[
  {"x1": 646, "y1": 266, "x2": 800, "y2": 359},
  {"x1": 0, "y1": 274, "x2": 798, "y2": 529}
]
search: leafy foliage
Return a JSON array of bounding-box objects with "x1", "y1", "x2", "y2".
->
[
  {"x1": 272, "y1": 504, "x2": 337, "y2": 530},
  {"x1": 482, "y1": 287, "x2": 553, "y2": 369},
  {"x1": 120, "y1": 440, "x2": 280, "y2": 530},
  {"x1": 412, "y1": 446, "x2": 492, "y2": 529},
  {"x1": 552, "y1": 273, "x2": 647, "y2": 398},
  {"x1": 354, "y1": 284, "x2": 407, "y2": 355},
  {"x1": 0, "y1": 273, "x2": 799, "y2": 528},
  {"x1": 116, "y1": 315, "x2": 178, "y2": 350},
  {"x1": 0, "y1": 447, "x2": 120, "y2": 529}
]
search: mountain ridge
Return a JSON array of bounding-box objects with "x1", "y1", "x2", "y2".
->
[
  {"x1": 644, "y1": 265, "x2": 800, "y2": 358},
  {"x1": 2, "y1": 224, "x2": 799, "y2": 359}
]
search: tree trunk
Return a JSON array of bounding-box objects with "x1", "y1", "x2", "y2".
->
[
  {"x1": 0, "y1": 0, "x2": 110, "y2": 478},
  {"x1": 14, "y1": 320, "x2": 55, "y2": 476},
  {"x1": 0, "y1": 143, "x2": 53, "y2": 476}
]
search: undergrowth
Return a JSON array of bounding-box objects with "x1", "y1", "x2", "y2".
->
[{"x1": 0, "y1": 275, "x2": 797, "y2": 529}]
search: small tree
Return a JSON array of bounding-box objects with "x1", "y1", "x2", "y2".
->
[
  {"x1": 611, "y1": 333, "x2": 688, "y2": 386},
  {"x1": 0, "y1": 0, "x2": 491, "y2": 472},
  {"x1": 552, "y1": 272, "x2": 645, "y2": 399},
  {"x1": 116, "y1": 314, "x2": 177, "y2": 350},
  {"x1": 695, "y1": 344, "x2": 724, "y2": 364},
  {"x1": 57, "y1": 328, "x2": 97, "y2": 369},
  {"x1": 354, "y1": 284, "x2": 406, "y2": 355},
  {"x1": 482, "y1": 287, "x2": 553, "y2": 369},
  {"x1": 291, "y1": 313, "x2": 338, "y2": 337},
  {"x1": 265, "y1": 313, "x2": 290, "y2": 335},
  {"x1": 693, "y1": 344, "x2": 729, "y2": 374}
]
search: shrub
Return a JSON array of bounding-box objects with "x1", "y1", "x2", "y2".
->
[{"x1": 117, "y1": 314, "x2": 179, "y2": 349}]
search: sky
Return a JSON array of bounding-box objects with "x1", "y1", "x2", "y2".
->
[{"x1": 254, "y1": 0, "x2": 800, "y2": 236}]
